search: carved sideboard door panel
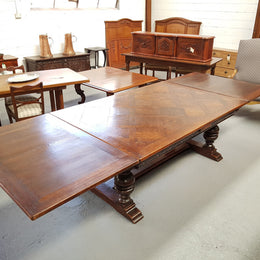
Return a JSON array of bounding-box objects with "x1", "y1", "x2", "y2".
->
[
  {"x1": 105, "y1": 18, "x2": 143, "y2": 68},
  {"x1": 24, "y1": 53, "x2": 90, "y2": 72}
]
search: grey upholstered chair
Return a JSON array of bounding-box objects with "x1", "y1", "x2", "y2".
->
[{"x1": 233, "y1": 38, "x2": 260, "y2": 103}]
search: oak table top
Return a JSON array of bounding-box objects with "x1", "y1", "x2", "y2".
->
[
  {"x1": 52, "y1": 79, "x2": 248, "y2": 162},
  {"x1": 0, "y1": 114, "x2": 137, "y2": 220},
  {"x1": 0, "y1": 68, "x2": 89, "y2": 110},
  {"x1": 79, "y1": 67, "x2": 158, "y2": 96},
  {"x1": 169, "y1": 72, "x2": 260, "y2": 101}
]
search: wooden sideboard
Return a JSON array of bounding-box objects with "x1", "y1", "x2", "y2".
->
[
  {"x1": 24, "y1": 53, "x2": 90, "y2": 72},
  {"x1": 132, "y1": 32, "x2": 214, "y2": 62},
  {"x1": 105, "y1": 18, "x2": 143, "y2": 68},
  {"x1": 212, "y1": 48, "x2": 237, "y2": 78},
  {"x1": 0, "y1": 55, "x2": 18, "y2": 68}
]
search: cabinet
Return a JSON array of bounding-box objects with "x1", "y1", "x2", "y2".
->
[
  {"x1": 24, "y1": 53, "x2": 90, "y2": 72},
  {"x1": 212, "y1": 48, "x2": 237, "y2": 78},
  {"x1": 0, "y1": 55, "x2": 18, "y2": 68},
  {"x1": 132, "y1": 32, "x2": 214, "y2": 62},
  {"x1": 105, "y1": 18, "x2": 143, "y2": 68}
]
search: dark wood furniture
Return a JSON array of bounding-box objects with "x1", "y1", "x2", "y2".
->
[
  {"x1": 0, "y1": 55, "x2": 18, "y2": 68},
  {"x1": 123, "y1": 52, "x2": 222, "y2": 76},
  {"x1": 105, "y1": 18, "x2": 143, "y2": 68},
  {"x1": 132, "y1": 32, "x2": 214, "y2": 62},
  {"x1": 0, "y1": 68, "x2": 89, "y2": 111},
  {"x1": 1, "y1": 73, "x2": 260, "y2": 224},
  {"x1": 146, "y1": 17, "x2": 202, "y2": 77},
  {"x1": 24, "y1": 52, "x2": 90, "y2": 72},
  {"x1": 84, "y1": 47, "x2": 108, "y2": 68},
  {"x1": 79, "y1": 67, "x2": 158, "y2": 97},
  {"x1": 6, "y1": 82, "x2": 45, "y2": 123},
  {"x1": 132, "y1": 31, "x2": 214, "y2": 78},
  {"x1": 0, "y1": 114, "x2": 137, "y2": 220}
]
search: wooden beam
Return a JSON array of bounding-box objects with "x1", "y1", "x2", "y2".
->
[
  {"x1": 253, "y1": 0, "x2": 260, "y2": 38},
  {"x1": 145, "y1": 0, "x2": 151, "y2": 32}
]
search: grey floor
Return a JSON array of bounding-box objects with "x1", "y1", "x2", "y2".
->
[{"x1": 0, "y1": 70, "x2": 260, "y2": 260}]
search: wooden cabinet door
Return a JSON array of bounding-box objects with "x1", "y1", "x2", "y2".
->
[{"x1": 105, "y1": 19, "x2": 143, "y2": 69}]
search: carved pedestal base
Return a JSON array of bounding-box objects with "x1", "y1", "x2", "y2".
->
[
  {"x1": 188, "y1": 125, "x2": 223, "y2": 161},
  {"x1": 91, "y1": 171, "x2": 143, "y2": 224}
]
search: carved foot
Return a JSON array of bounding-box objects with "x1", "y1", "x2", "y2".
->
[
  {"x1": 74, "y1": 84, "x2": 86, "y2": 104},
  {"x1": 114, "y1": 171, "x2": 143, "y2": 223},
  {"x1": 188, "y1": 125, "x2": 223, "y2": 161},
  {"x1": 91, "y1": 172, "x2": 143, "y2": 224}
]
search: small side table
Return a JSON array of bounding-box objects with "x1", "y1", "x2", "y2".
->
[{"x1": 84, "y1": 47, "x2": 108, "y2": 68}]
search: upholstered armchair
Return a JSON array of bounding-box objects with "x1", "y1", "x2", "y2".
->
[{"x1": 232, "y1": 38, "x2": 260, "y2": 103}]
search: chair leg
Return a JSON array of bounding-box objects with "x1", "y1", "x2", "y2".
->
[{"x1": 7, "y1": 114, "x2": 13, "y2": 124}]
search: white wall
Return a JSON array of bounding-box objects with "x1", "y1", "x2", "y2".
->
[
  {"x1": 1, "y1": 0, "x2": 259, "y2": 65},
  {"x1": 0, "y1": 0, "x2": 145, "y2": 65},
  {"x1": 152, "y1": 0, "x2": 259, "y2": 50}
]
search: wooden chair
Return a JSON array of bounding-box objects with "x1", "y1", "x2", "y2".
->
[
  {"x1": 5, "y1": 82, "x2": 45, "y2": 123},
  {"x1": 145, "y1": 17, "x2": 202, "y2": 79},
  {"x1": 0, "y1": 65, "x2": 25, "y2": 75},
  {"x1": 232, "y1": 39, "x2": 260, "y2": 104},
  {"x1": 4, "y1": 65, "x2": 44, "y2": 123}
]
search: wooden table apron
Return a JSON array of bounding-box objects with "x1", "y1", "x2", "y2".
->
[
  {"x1": 1, "y1": 73, "x2": 260, "y2": 224},
  {"x1": 0, "y1": 68, "x2": 89, "y2": 111},
  {"x1": 122, "y1": 53, "x2": 222, "y2": 76}
]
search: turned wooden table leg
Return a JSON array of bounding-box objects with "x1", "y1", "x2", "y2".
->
[
  {"x1": 74, "y1": 84, "x2": 86, "y2": 104},
  {"x1": 188, "y1": 125, "x2": 223, "y2": 161},
  {"x1": 91, "y1": 170, "x2": 143, "y2": 224},
  {"x1": 114, "y1": 170, "x2": 143, "y2": 223}
]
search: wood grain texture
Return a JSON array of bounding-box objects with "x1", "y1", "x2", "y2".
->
[
  {"x1": 0, "y1": 114, "x2": 137, "y2": 220},
  {"x1": 0, "y1": 68, "x2": 89, "y2": 97},
  {"x1": 52, "y1": 78, "x2": 248, "y2": 162},
  {"x1": 170, "y1": 72, "x2": 260, "y2": 101},
  {"x1": 80, "y1": 67, "x2": 158, "y2": 94}
]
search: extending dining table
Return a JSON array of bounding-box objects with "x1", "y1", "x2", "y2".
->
[
  {"x1": 0, "y1": 68, "x2": 89, "y2": 111},
  {"x1": 79, "y1": 67, "x2": 158, "y2": 98},
  {"x1": 0, "y1": 73, "x2": 260, "y2": 224}
]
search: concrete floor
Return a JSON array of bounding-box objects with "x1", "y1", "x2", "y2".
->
[{"x1": 0, "y1": 71, "x2": 260, "y2": 260}]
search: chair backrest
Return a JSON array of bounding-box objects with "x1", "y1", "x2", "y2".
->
[
  {"x1": 0, "y1": 65, "x2": 25, "y2": 75},
  {"x1": 155, "y1": 17, "x2": 201, "y2": 35},
  {"x1": 234, "y1": 39, "x2": 260, "y2": 84},
  {"x1": 7, "y1": 65, "x2": 25, "y2": 74},
  {"x1": 10, "y1": 82, "x2": 45, "y2": 121}
]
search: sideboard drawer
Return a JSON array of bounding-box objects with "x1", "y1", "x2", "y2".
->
[
  {"x1": 176, "y1": 37, "x2": 214, "y2": 62},
  {"x1": 214, "y1": 67, "x2": 235, "y2": 78},
  {"x1": 212, "y1": 49, "x2": 237, "y2": 69},
  {"x1": 212, "y1": 48, "x2": 237, "y2": 78},
  {"x1": 132, "y1": 34, "x2": 155, "y2": 55}
]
